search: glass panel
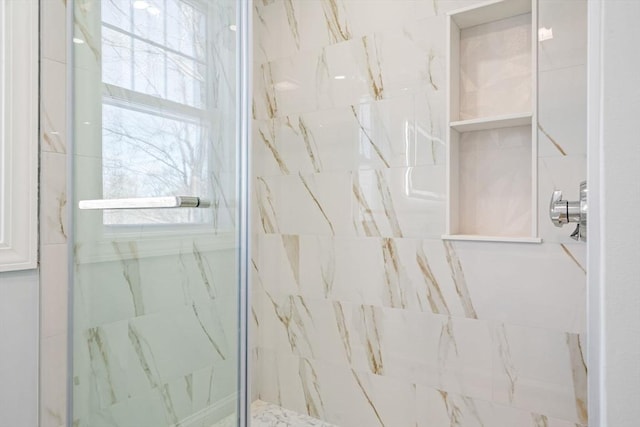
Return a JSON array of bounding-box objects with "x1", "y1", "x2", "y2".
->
[
  {"x1": 102, "y1": 103, "x2": 212, "y2": 225},
  {"x1": 102, "y1": 0, "x2": 132, "y2": 31},
  {"x1": 166, "y1": 53, "x2": 204, "y2": 107},
  {"x1": 132, "y1": 38, "x2": 166, "y2": 98},
  {"x1": 132, "y1": 0, "x2": 164, "y2": 44},
  {"x1": 72, "y1": 0, "x2": 242, "y2": 426},
  {"x1": 102, "y1": 27, "x2": 133, "y2": 89}
]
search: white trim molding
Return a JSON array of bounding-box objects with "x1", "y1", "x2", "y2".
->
[
  {"x1": 0, "y1": 0, "x2": 39, "y2": 271},
  {"x1": 587, "y1": 0, "x2": 604, "y2": 424}
]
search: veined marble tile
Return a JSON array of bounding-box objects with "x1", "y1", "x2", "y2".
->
[
  {"x1": 254, "y1": 0, "x2": 442, "y2": 65},
  {"x1": 255, "y1": 234, "x2": 301, "y2": 295},
  {"x1": 538, "y1": 65, "x2": 587, "y2": 157},
  {"x1": 250, "y1": 348, "x2": 261, "y2": 403},
  {"x1": 453, "y1": 241, "x2": 586, "y2": 333},
  {"x1": 374, "y1": 15, "x2": 446, "y2": 98},
  {"x1": 492, "y1": 323, "x2": 587, "y2": 424},
  {"x1": 299, "y1": 236, "x2": 406, "y2": 306},
  {"x1": 538, "y1": 0, "x2": 587, "y2": 72},
  {"x1": 346, "y1": 307, "x2": 492, "y2": 399},
  {"x1": 459, "y1": 13, "x2": 532, "y2": 121},
  {"x1": 254, "y1": 50, "x2": 332, "y2": 119},
  {"x1": 78, "y1": 391, "x2": 175, "y2": 427},
  {"x1": 428, "y1": 316, "x2": 493, "y2": 399},
  {"x1": 416, "y1": 385, "x2": 587, "y2": 427},
  {"x1": 253, "y1": 91, "x2": 445, "y2": 178},
  {"x1": 40, "y1": 334, "x2": 67, "y2": 427},
  {"x1": 258, "y1": 293, "x2": 361, "y2": 369},
  {"x1": 417, "y1": 385, "x2": 495, "y2": 427},
  {"x1": 40, "y1": 245, "x2": 69, "y2": 339},
  {"x1": 256, "y1": 350, "x2": 311, "y2": 416},
  {"x1": 75, "y1": 312, "x2": 236, "y2": 423},
  {"x1": 353, "y1": 166, "x2": 446, "y2": 239},
  {"x1": 258, "y1": 289, "x2": 494, "y2": 400},
  {"x1": 255, "y1": 172, "x2": 352, "y2": 236},
  {"x1": 344, "y1": 1, "x2": 437, "y2": 39},
  {"x1": 72, "y1": 68, "x2": 103, "y2": 158},
  {"x1": 254, "y1": 18, "x2": 447, "y2": 120},
  {"x1": 458, "y1": 126, "x2": 532, "y2": 237},
  {"x1": 353, "y1": 93, "x2": 445, "y2": 169},
  {"x1": 296, "y1": 237, "x2": 470, "y2": 317},
  {"x1": 73, "y1": 0, "x2": 102, "y2": 73},
  {"x1": 40, "y1": 4, "x2": 69, "y2": 427},
  {"x1": 41, "y1": 58, "x2": 67, "y2": 154},
  {"x1": 42, "y1": 0, "x2": 67, "y2": 63},
  {"x1": 303, "y1": 237, "x2": 380, "y2": 302},
  {"x1": 327, "y1": 367, "x2": 416, "y2": 427},
  {"x1": 253, "y1": 109, "x2": 357, "y2": 177},
  {"x1": 75, "y1": 260, "x2": 137, "y2": 327},
  {"x1": 257, "y1": 349, "x2": 417, "y2": 427},
  {"x1": 41, "y1": 152, "x2": 68, "y2": 245},
  {"x1": 254, "y1": 0, "x2": 333, "y2": 63},
  {"x1": 75, "y1": 242, "x2": 237, "y2": 325}
]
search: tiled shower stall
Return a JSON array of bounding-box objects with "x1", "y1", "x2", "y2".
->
[
  {"x1": 34, "y1": 0, "x2": 588, "y2": 426},
  {"x1": 250, "y1": 0, "x2": 587, "y2": 425}
]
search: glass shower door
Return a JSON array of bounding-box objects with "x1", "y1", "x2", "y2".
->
[{"x1": 70, "y1": 0, "x2": 247, "y2": 425}]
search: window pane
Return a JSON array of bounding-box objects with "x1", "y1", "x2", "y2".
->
[
  {"x1": 133, "y1": 39, "x2": 165, "y2": 98},
  {"x1": 165, "y1": 0, "x2": 205, "y2": 59},
  {"x1": 166, "y1": 53, "x2": 204, "y2": 107},
  {"x1": 102, "y1": 103, "x2": 212, "y2": 225},
  {"x1": 132, "y1": 0, "x2": 164, "y2": 45},
  {"x1": 102, "y1": 0, "x2": 131, "y2": 31},
  {"x1": 102, "y1": 27, "x2": 133, "y2": 89}
]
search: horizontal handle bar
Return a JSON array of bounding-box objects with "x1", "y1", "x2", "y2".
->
[{"x1": 79, "y1": 196, "x2": 211, "y2": 210}]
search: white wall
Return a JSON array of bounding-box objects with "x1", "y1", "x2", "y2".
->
[
  {"x1": 0, "y1": 271, "x2": 39, "y2": 427},
  {"x1": 0, "y1": 0, "x2": 41, "y2": 425},
  {"x1": 589, "y1": 1, "x2": 640, "y2": 425}
]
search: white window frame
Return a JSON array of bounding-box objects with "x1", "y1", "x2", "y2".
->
[{"x1": 0, "y1": 0, "x2": 39, "y2": 271}]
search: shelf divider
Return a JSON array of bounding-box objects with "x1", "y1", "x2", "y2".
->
[
  {"x1": 450, "y1": 112, "x2": 532, "y2": 133},
  {"x1": 441, "y1": 234, "x2": 542, "y2": 244}
]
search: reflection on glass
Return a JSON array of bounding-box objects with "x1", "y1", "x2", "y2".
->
[
  {"x1": 102, "y1": 103, "x2": 211, "y2": 224},
  {"x1": 101, "y1": 0, "x2": 213, "y2": 225}
]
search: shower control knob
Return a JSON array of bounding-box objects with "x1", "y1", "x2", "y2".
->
[
  {"x1": 549, "y1": 190, "x2": 567, "y2": 227},
  {"x1": 548, "y1": 181, "x2": 587, "y2": 241},
  {"x1": 550, "y1": 190, "x2": 580, "y2": 226},
  {"x1": 570, "y1": 224, "x2": 581, "y2": 241}
]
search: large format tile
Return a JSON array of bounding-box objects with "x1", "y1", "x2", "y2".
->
[{"x1": 252, "y1": 0, "x2": 588, "y2": 425}]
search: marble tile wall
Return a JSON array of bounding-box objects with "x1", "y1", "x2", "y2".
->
[
  {"x1": 40, "y1": 0, "x2": 70, "y2": 426},
  {"x1": 71, "y1": 242, "x2": 239, "y2": 427},
  {"x1": 251, "y1": 0, "x2": 588, "y2": 426}
]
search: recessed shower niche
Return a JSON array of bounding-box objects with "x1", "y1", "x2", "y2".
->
[{"x1": 443, "y1": 0, "x2": 541, "y2": 243}]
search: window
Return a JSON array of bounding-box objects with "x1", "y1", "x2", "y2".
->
[
  {"x1": 100, "y1": 0, "x2": 234, "y2": 228},
  {"x1": 0, "y1": 0, "x2": 38, "y2": 271}
]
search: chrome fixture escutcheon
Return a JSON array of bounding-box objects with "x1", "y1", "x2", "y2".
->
[{"x1": 549, "y1": 181, "x2": 587, "y2": 241}]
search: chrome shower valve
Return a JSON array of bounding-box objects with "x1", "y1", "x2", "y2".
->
[{"x1": 549, "y1": 181, "x2": 587, "y2": 241}]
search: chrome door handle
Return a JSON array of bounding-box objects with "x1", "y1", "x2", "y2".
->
[{"x1": 79, "y1": 196, "x2": 211, "y2": 210}]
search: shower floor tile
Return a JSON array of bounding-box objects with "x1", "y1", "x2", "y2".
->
[
  {"x1": 251, "y1": 400, "x2": 337, "y2": 426},
  {"x1": 212, "y1": 400, "x2": 337, "y2": 427}
]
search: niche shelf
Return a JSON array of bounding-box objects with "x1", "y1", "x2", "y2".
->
[{"x1": 442, "y1": 0, "x2": 541, "y2": 243}]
